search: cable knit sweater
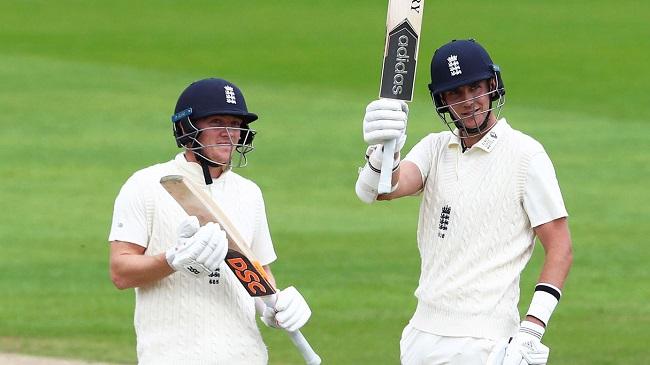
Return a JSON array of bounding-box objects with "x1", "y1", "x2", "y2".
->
[
  {"x1": 109, "y1": 154, "x2": 276, "y2": 364},
  {"x1": 404, "y1": 119, "x2": 567, "y2": 340}
]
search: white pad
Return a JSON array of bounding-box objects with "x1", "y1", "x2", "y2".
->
[{"x1": 486, "y1": 340, "x2": 508, "y2": 365}]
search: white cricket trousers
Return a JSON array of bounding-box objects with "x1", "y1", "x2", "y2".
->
[{"x1": 400, "y1": 324, "x2": 495, "y2": 365}]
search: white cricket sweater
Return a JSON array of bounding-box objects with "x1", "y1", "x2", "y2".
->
[
  {"x1": 404, "y1": 119, "x2": 567, "y2": 340},
  {"x1": 109, "y1": 154, "x2": 276, "y2": 364}
]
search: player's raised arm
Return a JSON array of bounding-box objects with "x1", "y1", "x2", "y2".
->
[
  {"x1": 355, "y1": 99, "x2": 408, "y2": 203},
  {"x1": 357, "y1": 0, "x2": 425, "y2": 201}
]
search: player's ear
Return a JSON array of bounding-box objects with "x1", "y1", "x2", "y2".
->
[
  {"x1": 489, "y1": 78, "x2": 497, "y2": 91},
  {"x1": 438, "y1": 91, "x2": 447, "y2": 106}
]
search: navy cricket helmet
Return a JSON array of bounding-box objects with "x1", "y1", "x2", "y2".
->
[
  {"x1": 171, "y1": 78, "x2": 258, "y2": 148},
  {"x1": 428, "y1": 39, "x2": 505, "y2": 112}
]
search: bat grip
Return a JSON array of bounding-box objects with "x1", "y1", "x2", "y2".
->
[
  {"x1": 260, "y1": 296, "x2": 322, "y2": 365},
  {"x1": 287, "y1": 330, "x2": 322, "y2": 365},
  {"x1": 377, "y1": 138, "x2": 396, "y2": 194}
]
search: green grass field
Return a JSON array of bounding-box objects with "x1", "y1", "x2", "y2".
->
[{"x1": 1, "y1": 1, "x2": 649, "y2": 364}]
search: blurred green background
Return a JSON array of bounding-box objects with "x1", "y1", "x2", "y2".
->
[{"x1": 1, "y1": 1, "x2": 648, "y2": 364}]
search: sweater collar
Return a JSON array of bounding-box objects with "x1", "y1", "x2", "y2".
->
[
  {"x1": 172, "y1": 153, "x2": 229, "y2": 187},
  {"x1": 448, "y1": 118, "x2": 509, "y2": 153}
]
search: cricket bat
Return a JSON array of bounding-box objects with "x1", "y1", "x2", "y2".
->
[
  {"x1": 160, "y1": 175, "x2": 321, "y2": 365},
  {"x1": 377, "y1": 0, "x2": 424, "y2": 194}
]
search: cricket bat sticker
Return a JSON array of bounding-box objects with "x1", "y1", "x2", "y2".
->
[{"x1": 379, "y1": 0, "x2": 424, "y2": 101}]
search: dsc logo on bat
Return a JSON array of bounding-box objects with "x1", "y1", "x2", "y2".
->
[{"x1": 226, "y1": 254, "x2": 269, "y2": 295}]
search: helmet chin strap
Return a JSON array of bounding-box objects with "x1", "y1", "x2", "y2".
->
[
  {"x1": 194, "y1": 150, "x2": 233, "y2": 185},
  {"x1": 185, "y1": 130, "x2": 216, "y2": 185},
  {"x1": 186, "y1": 126, "x2": 235, "y2": 185},
  {"x1": 188, "y1": 139, "x2": 226, "y2": 185},
  {"x1": 196, "y1": 153, "x2": 214, "y2": 185}
]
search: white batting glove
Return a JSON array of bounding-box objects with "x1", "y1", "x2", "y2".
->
[
  {"x1": 261, "y1": 286, "x2": 312, "y2": 332},
  {"x1": 502, "y1": 321, "x2": 550, "y2": 365},
  {"x1": 355, "y1": 144, "x2": 400, "y2": 203},
  {"x1": 165, "y1": 216, "x2": 228, "y2": 278},
  {"x1": 363, "y1": 98, "x2": 408, "y2": 153},
  {"x1": 355, "y1": 99, "x2": 407, "y2": 203}
]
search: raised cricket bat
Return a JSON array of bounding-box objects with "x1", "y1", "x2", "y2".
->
[
  {"x1": 160, "y1": 175, "x2": 321, "y2": 365},
  {"x1": 377, "y1": 0, "x2": 424, "y2": 194}
]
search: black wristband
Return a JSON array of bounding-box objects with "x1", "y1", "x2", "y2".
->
[{"x1": 535, "y1": 283, "x2": 562, "y2": 301}]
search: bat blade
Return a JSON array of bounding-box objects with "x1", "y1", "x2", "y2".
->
[
  {"x1": 377, "y1": 0, "x2": 424, "y2": 194},
  {"x1": 379, "y1": 0, "x2": 424, "y2": 101},
  {"x1": 160, "y1": 174, "x2": 275, "y2": 297},
  {"x1": 160, "y1": 175, "x2": 321, "y2": 364}
]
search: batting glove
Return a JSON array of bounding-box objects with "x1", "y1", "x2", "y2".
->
[
  {"x1": 502, "y1": 321, "x2": 550, "y2": 365},
  {"x1": 355, "y1": 144, "x2": 401, "y2": 203},
  {"x1": 261, "y1": 286, "x2": 312, "y2": 332},
  {"x1": 166, "y1": 216, "x2": 228, "y2": 278},
  {"x1": 363, "y1": 98, "x2": 408, "y2": 153}
]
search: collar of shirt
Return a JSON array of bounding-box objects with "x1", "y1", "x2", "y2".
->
[
  {"x1": 447, "y1": 118, "x2": 509, "y2": 153},
  {"x1": 172, "y1": 153, "x2": 229, "y2": 187}
]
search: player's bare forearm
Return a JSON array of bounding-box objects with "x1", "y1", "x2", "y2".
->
[
  {"x1": 378, "y1": 160, "x2": 424, "y2": 200},
  {"x1": 534, "y1": 217, "x2": 573, "y2": 289},
  {"x1": 110, "y1": 241, "x2": 174, "y2": 289},
  {"x1": 523, "y1": 217, "x2": 572, "y2": 328}
]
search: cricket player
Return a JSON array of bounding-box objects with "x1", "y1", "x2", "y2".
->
[
  {"x1": 109, "y1": 78, "x2": 312, "y2": 364},
  {"x1": 355, "y1": 39, "x2": 573, "y2": 364}
]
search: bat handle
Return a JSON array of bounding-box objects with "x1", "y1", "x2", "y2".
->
[
  {"x1": 377, "y1": 138, "x2": 396, "y2": 194},
  {"x1": 287, "y1": 330, "x2": 322, "y2": 365},
  {"x1": 260, "y1": 296, "x2": 322, "y2": 365}
]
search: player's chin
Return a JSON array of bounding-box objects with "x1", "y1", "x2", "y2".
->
[
  {"x1": 459, "y1": 115, "x2": 482, "y2": 129},
  {"x1": 203, "y1": 146, "x2": 233, "y2": 164}
]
